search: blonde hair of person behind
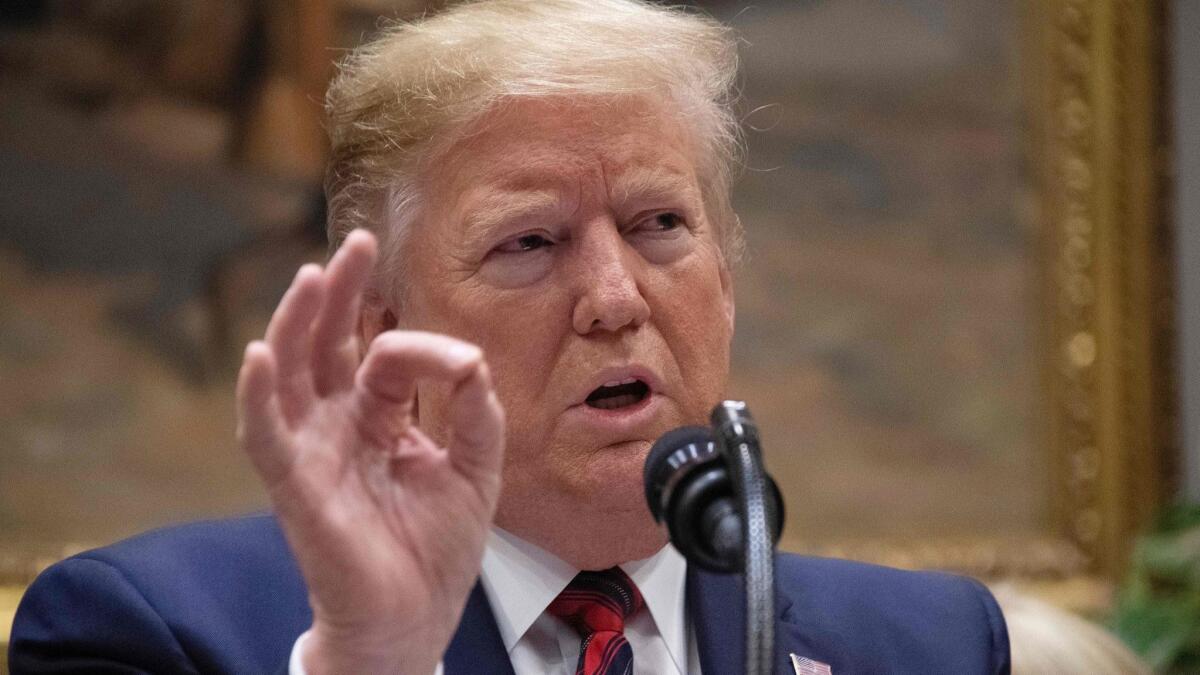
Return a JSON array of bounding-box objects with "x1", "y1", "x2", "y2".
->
[
  {"x1": 992, "y1": 585, "x2": 1152, "y2": 675},
  {"x1": 323, "y1": 0, "x2": 743, "y2": 308}
]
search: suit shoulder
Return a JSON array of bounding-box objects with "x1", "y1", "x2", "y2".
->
[
  {"x1": 11, "y1": 513, "x2": 310, "y2": 673},
  {"x1": 75, "y1": 512, "x2": 289, "y2": 570},
  {"x1": 777, "y1": 552, "x2": 990, "y2": 602},
  {"x1": 63, "y1": 512, "x2": 310, "y2": 632},
  {"x1": 11, "y1": 555, "x2": 200, "y2": 672},
  {"x1": 776, "y1": 553, "x2": 1010, "y2": 673}
]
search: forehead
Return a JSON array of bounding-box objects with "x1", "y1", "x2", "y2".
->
[{"x1": 425, "y1": 96, "x2": 703, "y2": 206}]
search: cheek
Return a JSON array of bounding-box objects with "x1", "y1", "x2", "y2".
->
[
  {"x1": 488, "y1": 349, "x2": 552, "y2": 428},
  {"x1": 468, "y1": 299, "x2": 564, "y2": 397},
  {"x1": 661, "y1": 251, "x2": 731, "y2": 333},
  {"x1": 654, "y1": 262, "x2": 733, "y2": 399},
  {"x1": 411, "y1": 380, "x2": 457, "y2": 447},
  {"x1": 406, "y1": 282, "x2": 568, "y2": 441},
  {"x1": 453, "y1": 295, "x2": 567, "y2": 438},
  {"x1": 418, "y1": 278, "x2": 564, "y2": 358},
  {"x1": 675, "y1": 323, "x2": 731, "y2": 393},
  {"x1": 675, "y1": 334, "x2": 731, "y2": 424}
]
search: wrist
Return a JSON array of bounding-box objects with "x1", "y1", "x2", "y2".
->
[{"x1": 302, "y1": 623, "x2": 439, "y2": 675}]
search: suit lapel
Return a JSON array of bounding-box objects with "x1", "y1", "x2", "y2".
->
[
  {"x1": 688, "y1": 565, "x2": 745, "y2": 674},
  {"x1": 688, "y1": 565, "x2": 841, "y2": 675},
  {"x1": 442, "y1": 582, "x2": 515, "y2": 675}
]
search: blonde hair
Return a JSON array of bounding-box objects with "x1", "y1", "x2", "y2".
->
[
  {"x1": 992, "y1": 585, "x2": 1152, "y2": 675},
  {"x1": 323, "y1": 0, "x2": 743, "y2": 306}
]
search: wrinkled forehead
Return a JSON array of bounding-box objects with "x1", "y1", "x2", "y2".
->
[{"x1": 423, "y1": 95, "x2": 705, "y2": 208}]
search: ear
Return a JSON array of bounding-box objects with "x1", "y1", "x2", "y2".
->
[
  {"x1": 357, "y1": 293, "x2": 416, "y2": 420},
  {"x1": 356, "y1": 289, "x2": 398, "y2": 359}
]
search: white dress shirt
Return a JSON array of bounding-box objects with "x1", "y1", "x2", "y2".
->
[{"x1": 290, "y1": 527, "x2": 701, "y2": 674}]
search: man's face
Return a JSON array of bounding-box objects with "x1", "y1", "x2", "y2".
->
[{"x1": 392, "y1": 96, "x2": 734, "y2": 556}]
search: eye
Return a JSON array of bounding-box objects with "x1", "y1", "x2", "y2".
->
[
  {"x1": 646, "y1": 212, "x2": 684, "y2": 231},
  {"x1": 496, "y1": 233, "x2": 555, "y2": 253},
  {"x1": 626, "y1": 210, "x2": 692, "y2": 264},
  {"x1": 630, "y1": 211, "x2": 687, "y2": 236}
]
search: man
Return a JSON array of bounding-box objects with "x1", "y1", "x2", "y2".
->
[{"x1": 10, "y1": 1, "x2": 1010, "y2": 673}]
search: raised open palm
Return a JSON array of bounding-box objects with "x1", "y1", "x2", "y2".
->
[{"x1": 235, "y1": 230, "x2": 504, "y2": 674}]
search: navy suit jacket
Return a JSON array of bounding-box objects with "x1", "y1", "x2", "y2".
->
[{"x1": 9, "y1": 514, "x2": 1009, "y2": 674}]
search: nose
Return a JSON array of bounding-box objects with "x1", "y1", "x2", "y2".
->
[{"x1": 570, "y1": 223, "x2": 651, "y2": 334}]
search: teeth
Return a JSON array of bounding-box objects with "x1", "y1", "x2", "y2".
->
[{"x1": 602, "y1": 377, "x2": 638, "y2": 388}]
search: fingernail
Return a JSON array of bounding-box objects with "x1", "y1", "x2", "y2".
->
[
  {"x1": 449, "y1": 344, "x2": 482, "y2": 365},
  {"x1": 244, "y1": 340, "x2": 264, "y2": 358}
]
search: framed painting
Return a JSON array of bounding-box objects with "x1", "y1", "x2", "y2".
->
[{"x1": 711, "y1": 0, "x2": 1174, "y2": 593}]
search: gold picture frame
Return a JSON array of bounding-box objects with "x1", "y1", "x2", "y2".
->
[
  {"x1": 799, "y1": 0, "x2": 1175, "y2": 595},
  {"x1": 1032, "y1": 0, "x2": 1174, "y2": 580}
]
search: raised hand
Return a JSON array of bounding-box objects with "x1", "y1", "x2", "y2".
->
[{"x1": 235, "y1": 230, "x2": 505, "y2": 675}]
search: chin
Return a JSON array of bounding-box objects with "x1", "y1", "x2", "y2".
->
[
  {"x1": 495, "y1": 445, "x2": 667, "y2": 567},
  {"x1": 573, "y1": 440, "x2": 652, "y2": 503},
  {"x1": 571, "y1": 459, "x2": 664, "y2": 549},
  {"x1": 558, "y1": 509, "x2": 668, "y2": 569}
]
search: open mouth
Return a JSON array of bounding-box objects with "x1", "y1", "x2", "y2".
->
[{"x1": 585, "y1": 378, "x2": 651, "y2": 411}]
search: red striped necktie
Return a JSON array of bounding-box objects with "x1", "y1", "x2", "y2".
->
[{"x1": 548, "y1": 567, "x2": 644, "y2": 675}]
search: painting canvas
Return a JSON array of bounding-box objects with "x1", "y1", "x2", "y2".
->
[{"x1": 709, "y1": 0, "x2": 1043, "y2": 551}]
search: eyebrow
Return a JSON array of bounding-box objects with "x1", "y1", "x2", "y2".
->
[
  {"x1": 459, "y1": 189, "x2": 565, "y2": 244},
  {"x1": 609, "y1": 166, "x2": 698, "y2": 208},
  {"x1": 456, "y1": 165, "x2": 698, "y2": 247}
]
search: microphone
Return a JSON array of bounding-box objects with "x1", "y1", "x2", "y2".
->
[
  {"x1": 643, "y1": 421, "x2": 785, "y2": 573},
  {"x1": 646, "y1": 402, "x2": 784, "y2": 675}
]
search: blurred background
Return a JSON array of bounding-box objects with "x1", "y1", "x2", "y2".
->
[{"x1": 0, "y1": 0, "x2": 1197, "y2": 671}]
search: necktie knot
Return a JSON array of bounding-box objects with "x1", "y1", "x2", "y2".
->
[{"x1": 548, "y1": 567, "x2": 644, "y2": 636}]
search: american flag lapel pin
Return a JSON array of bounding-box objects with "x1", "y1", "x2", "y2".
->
[{"x1": 791, "y1": 653, "x2": 833, "y2": 675}]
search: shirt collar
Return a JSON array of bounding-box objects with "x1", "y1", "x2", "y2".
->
[
  {"x1": 622, "y1": 536, "x2": 690, "y2": 673},
  {"x1": 480, "y1": 527, "x2": 689, "y2": 666},
  {"x1": 480, "y1": 527, "x2": 577, "y2": 654}
]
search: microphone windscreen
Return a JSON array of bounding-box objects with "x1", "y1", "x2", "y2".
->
[{"x1": 643, "y1": 425, "x2": 713, "y2": 520}]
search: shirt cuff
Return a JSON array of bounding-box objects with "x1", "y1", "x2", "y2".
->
[
  {"x1": 289, "y1": 630, "x2": 312, "y2": 675},
  {"x1": 287, "y1": 629, "x2": 446, "y2": 675}
]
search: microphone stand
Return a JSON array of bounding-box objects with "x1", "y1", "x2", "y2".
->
[{"x1": 712, "y1": 401, "x2": 776, "y2": 675}]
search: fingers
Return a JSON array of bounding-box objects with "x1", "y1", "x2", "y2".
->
[
  {"x1": 264, "y1": 264, "x2": 327, "y2": 423},
  {"x1": 353, "y1": 333, "x2": 503, "y2": 468},
  {"x1": 445, "y1": 361, "x2": 505, "y2": 479},
  {"x1": 311, "y1": 230, "x2": 378, "y2": 396},
  {"x1": 236, "y1": 341, "x2": 293, "y2": 487}
]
